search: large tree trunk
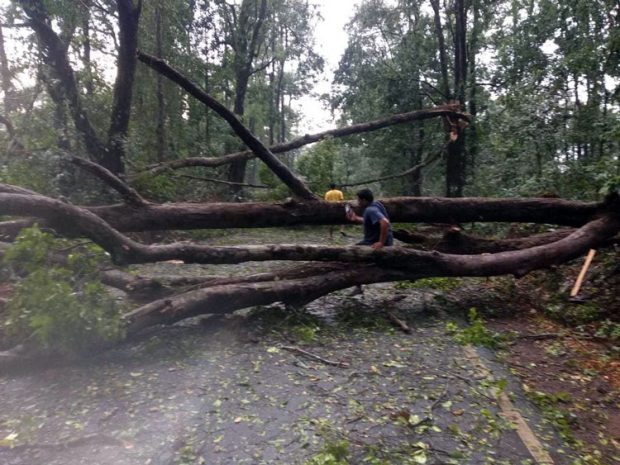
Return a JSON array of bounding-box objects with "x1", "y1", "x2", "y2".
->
[
  {"x1": 17, "y1": 0, "x2": 142, "y2": 174},
  {"x1": 0, "y1": 192, "x2": 616, "y2": 267},
  {"x1": 122, "y1": 213, "x2": 619, "y2": 333},
  {"x1": 467, "y1": 0, "x2": 480, "y2": 174},
  {"x1": 227, "y1": 0, "x2": 269, "y2": 193},
  {"x1": 446, "y1": 0, "x2": 468, "y2": 198},
  {"x1": 155, "y1": 2, "x2": 166, "y2": 162},
  {"x1": 124, "y1": 265, "x2": 408, "y2": 334},
  {"x1": 81, "y1": 1, "x2": 94, "y2": 97},
  {"x1": 0, "y1": 24, "x2": 15, "y2": 114},
  {"x1": 429, "y1": 0, "x2": 451, "y2": 100},
  {"x1": 0, "y1": 185, "x2": 603, "y2": 235},
  {"x1": 19, "y1": 0, "x2": 110, "y2": 163},
  {"x1": 107, "y1": 0, "x2": 142, "y2": 174}
]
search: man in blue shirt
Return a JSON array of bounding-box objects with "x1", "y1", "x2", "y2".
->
[{"x1": 346, "y1": 188, "x2": 393, "y2": 249}]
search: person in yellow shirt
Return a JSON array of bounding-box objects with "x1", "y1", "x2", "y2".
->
[{"x1": 324, "y1": 183, "x2": 347, "y2": 238}]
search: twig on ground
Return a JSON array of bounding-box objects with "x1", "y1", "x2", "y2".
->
[
  {"x1": 430, "y1": 383, "x2": 449, "y2": 410},
  {"x1": 384, "y1": 310, "x2": 412, "y2": 334},
  {"x1": 280, "y1": 345, "x2": 350, "y2": 368},
  {"x1": 515, "y1": 332, "x2": 562, "y2": 340},
  {"x1": 439, "y1": 369, "x2": 496, "y2": 402}
]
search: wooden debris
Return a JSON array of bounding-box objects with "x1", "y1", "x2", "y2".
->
[{"x1": 570, "y1": 249, "x2": 596, "y2": 297}]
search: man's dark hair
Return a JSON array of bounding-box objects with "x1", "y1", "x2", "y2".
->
[
  {"x1": 329, "y1": 183, "x2": 336, "y2": 189},
  {"x1": 356, "y1": 188, "x2": 374, "y2": 203}
]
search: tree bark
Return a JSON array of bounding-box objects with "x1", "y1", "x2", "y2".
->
[
  {"x1": 124, "y1": 265, "x2": 408, "y2": 334},
  {"x1": 107, "y1": 0, "x2": 142, "y2": 174},
  {"x1": 429, "y1": 0, "x2": 451, "y2": 100},
  {"x1": 0, "y1": 184, "x2": 605, "y2": 233},
  {"x1": 227, "y1": 0, "x2": 268, "y2": 192},
  {"x1": 394, "y1": 227, "x2": 580, "y2": 254},
  {"x1": 89, "y1": 196, "x2": 602, "y2": 232},
  {"x1": 81, "y1": 1, "x2": 94, "y2": 96},
  {"x1": 17, "y1": 0, "x2": 142, "y2": 174},
  {"x1": 1, "y1": 187, "x2": 618, "y2": 336},
  {"x1": 122, "y1": 213, "x2": 620, "y2": 333},
  {"x1": 154, "y1": 2, "x2": 166, "y2": 162},
  {"x1": 446, "y1": 0, "x2": 468, "y2": 198}
]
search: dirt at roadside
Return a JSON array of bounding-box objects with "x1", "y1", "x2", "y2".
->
[
  {"x1": 487, "y1": 315, "x2": 620, "y2": 464},
  {"x1": 462, "y1": 250, "x2": 620, "y2": 465}
]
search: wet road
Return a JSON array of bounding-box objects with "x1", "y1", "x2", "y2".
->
[{"x1": 0, "y1": 287, "x2": 576, "y2": 465}]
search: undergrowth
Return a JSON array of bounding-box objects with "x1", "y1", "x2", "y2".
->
[
  {"x1": 2, "y1": 225, "x2": 124, "y2": 354},
  {"x1": 446, "y1": 308, "x2": 505, "y2": 349}
]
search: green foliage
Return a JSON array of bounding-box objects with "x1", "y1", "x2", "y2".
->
[
  {"x1": 131, "y1": 173, "x2": 179, "y2": 202},
  {"x1": 544, "y1": 302, "x2": 601, "y2": 326},
  {"x1": 257, "y1": 162, "x2": 291, "y2": 200},
  {"x1": 291, "y1": 324, "x2": 319, "y2": 343},
  {"x1": 3, "y1": 226, "x2": 124, "y2": 354},
  {"x1": 446, "y1": 308, "x2": 504, "y2": 349},
  {"x1": 296, "y1": 139, "x2": 342, "y2": 194},
  {"x1": 303, "y1": 439, "x2": 350, "y2": 465},
  {"x1": 594, "y1": 319, "x2": 620, "y2": 342},
  {"x1": 599, "y1": 174, "x2": 620, "y2": 196},
  {"x1": 526, "y1": 390, "x2": 576, "y2": 444},
  {"x1": 395, "y1": 277, "x2": 461, "y2": 291}
]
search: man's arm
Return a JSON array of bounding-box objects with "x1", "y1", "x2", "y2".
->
[
  {"x1": 372, "y1": 218, "x2": 390, "y2": 249},
  {"x1": 347, "y1": 210, "x2": 364, "y2": 224}
]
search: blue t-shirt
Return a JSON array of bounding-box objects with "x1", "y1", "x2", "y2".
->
[{"x1": 357, "y1": 201, "x2": 393, "y2": 246}]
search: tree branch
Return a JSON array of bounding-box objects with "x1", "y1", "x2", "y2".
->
[
  {"x1": 69, "y1": 156, "x2": 147, "y2": 206},
  {"x1": 138, "y1": 105, "x2": 470, "y2": 176},
  {"x1": 137, "y1": 51, "x2": 317, "y2": 201},
  {"x1": 173, "y1": 173, "x2": 270, "y2": 189},
  {"x1": 341, "y1": 142, "x2": 447, "y2": 188},
  {"x1": 1, "y1": 189, "x2": 618, "y2": 336},
  {"x1": 121, "y1": 212, "x2": 620, "y2": 334},
  {"x1": 124, "y1": 265, "x2": 409, "y2": 334},
  {"x1": 0, "y1": 193, "x2": 617, "y2": 274}
]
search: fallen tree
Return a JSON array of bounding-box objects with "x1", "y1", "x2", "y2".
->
[
  {"x1": 0, "y1": 185, "x2": 603, "y2": 236},
  {"x1": 1, "y1": 51, "x2": 619, "y2": 366},
  {"x1": 0, "y1": 187, "x2": 618, "y2": 338}
]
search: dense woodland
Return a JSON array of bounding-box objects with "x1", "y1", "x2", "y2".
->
[
  {"x1": 0, "y1": 0, "x2": 617, "y2": 200},
  {"x1": 0, "y1": 0, "x2": 617, "y2": 352}
]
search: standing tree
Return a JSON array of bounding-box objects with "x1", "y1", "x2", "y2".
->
[{"x1": 16, "y1": 0, "x2": 143, "y2": 174}]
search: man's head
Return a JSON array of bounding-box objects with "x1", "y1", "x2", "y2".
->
[
  {"x1": 329, "y1": 183, "x2": 336, "y2": 190},
  {"x1": 356, "y1": 188, "x2": 374, "y2": 208}
]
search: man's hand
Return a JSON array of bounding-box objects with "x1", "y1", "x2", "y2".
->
[
  {"x1": 347, "y1": 210, "x2": 362, "y2": 223},
  {"x1": 371, "y1": 242, "x2": 384, "y2": 250}
]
